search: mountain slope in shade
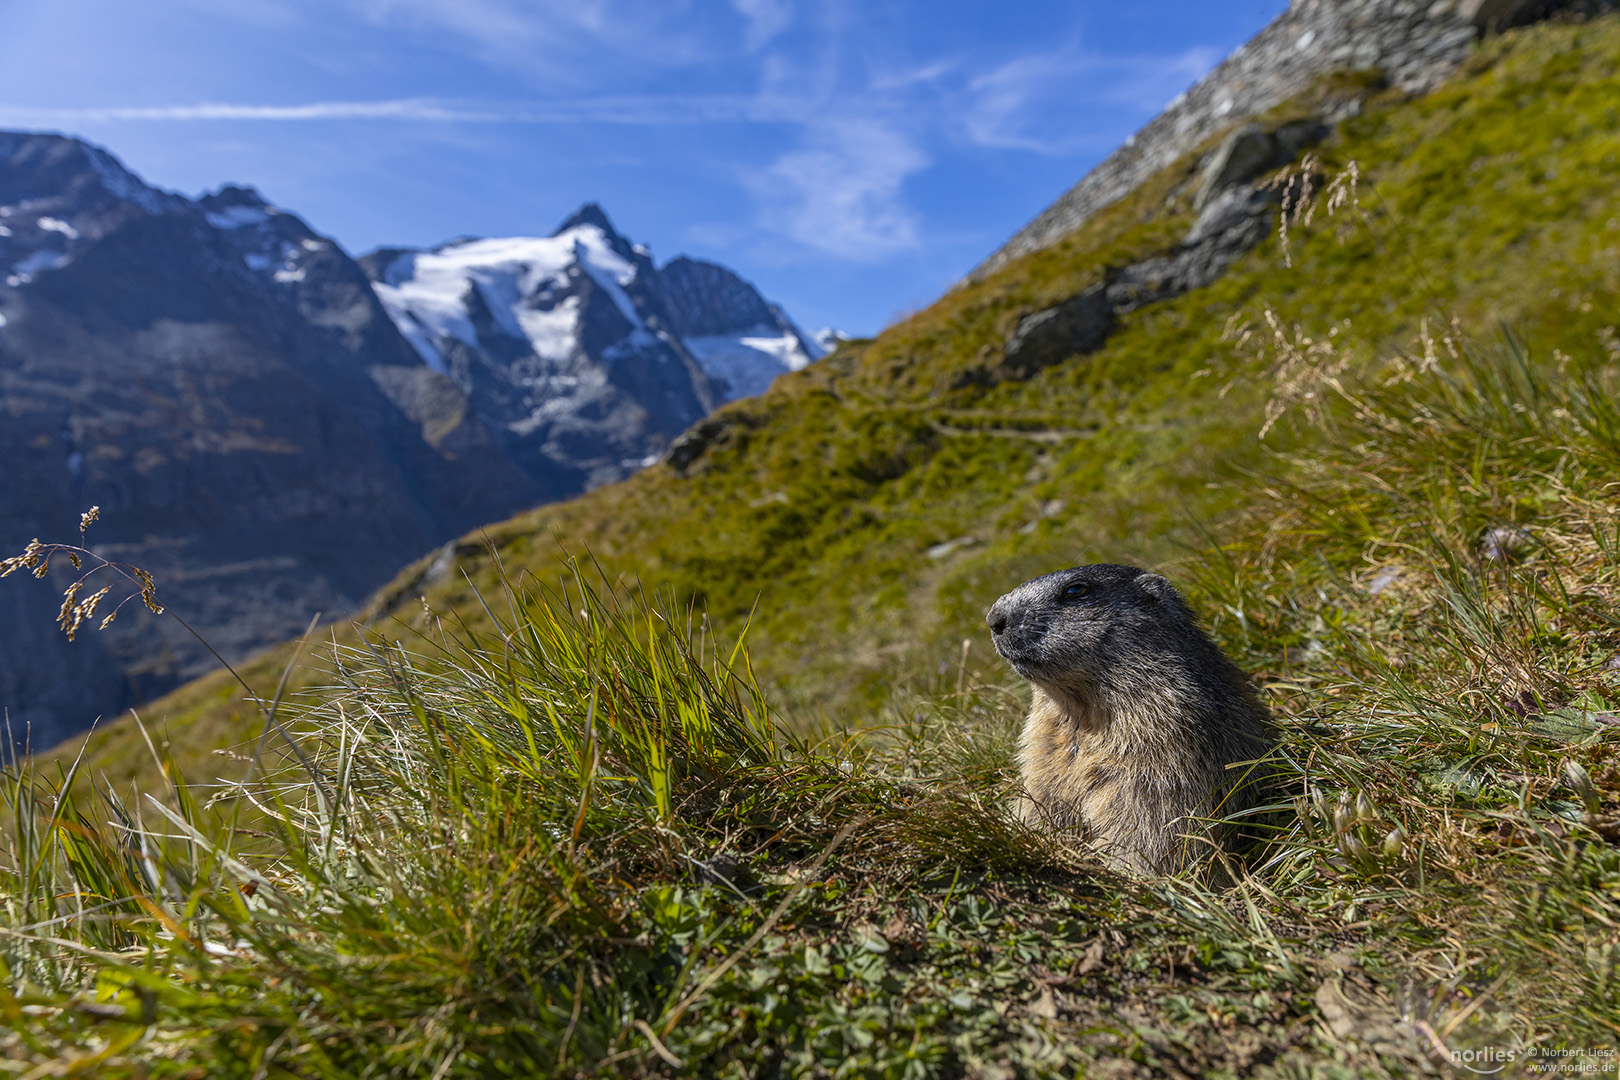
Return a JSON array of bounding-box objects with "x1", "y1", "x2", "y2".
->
[
  {"x1": 0, "y1": 132, "x2": 548, "y2": 749},
  {"x1": 362, "y1": 204, "x2": 825, "y2": 489}
]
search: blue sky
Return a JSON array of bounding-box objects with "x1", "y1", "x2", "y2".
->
[{"x1": 0, "y1": 0, "x2": 1286, "y2": 336}]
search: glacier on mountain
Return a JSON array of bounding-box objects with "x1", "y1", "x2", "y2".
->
[
  {"x1": 367, "y1": 208, "x2": 826, "y2": 409},
  {"x1": 684, "y1": 328, "x2": 817, "y2": 400}
]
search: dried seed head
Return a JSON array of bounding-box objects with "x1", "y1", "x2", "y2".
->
[
  {"x1": 80, "y1": 585, "x2": 112, "y2": 623},
  {"x1": 1294, "y1": 795, "x2": 1316, "y2": 837},
  {"x1": 79, "y1": 506, "x2": 100, "y2": 534},
  {"x1": 131, "y1": 566, "x2": 164, "y2": 614},
  {"x1": 1, "y1": 539, "x2": 47, "y2": 579},
  {"x1": 1323, "y1": 160, "x2": 1361, "y2": 219},
  {"x1": 56, "y1": 580, "x2": 85, "y2": 639},
  {"x1": 1354, "y1": 792, "x2": 1375, "y2": 823},
  {"x1": 1333, "y1": 796, "x2": 1354, "y2": 834},
  {"x1": 1564, "y1": 759, "x2": 1602, "y2": 815},
  {"x1": 1251, "y1": 306, "x2": 1351, "y2": 437}
]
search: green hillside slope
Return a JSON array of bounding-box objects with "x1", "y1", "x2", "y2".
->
[{"x1": 51, "y1": 15, "x2": 1620, "y2": 785}]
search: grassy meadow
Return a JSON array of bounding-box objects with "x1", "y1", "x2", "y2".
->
[{"x1": 5, "y1": 14, "x2": 1620, "y2": 1077}]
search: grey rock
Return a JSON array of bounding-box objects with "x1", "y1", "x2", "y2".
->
[
  {"x1": 1274, "y1": 117, "x2": 1333, "y2": 160},
  {"x1": 1363, "y1": 565, "x2": 1404, "y2": 595},
  {"x1": 665, "y1": 416, "x2": 734, "y2": 474},
  {"x1": 1478, "y1": 525, "x2": 1535, "y2": 563},
  {"x1": 1109, "y1": 184, "x2": 1280, "y2": 313},
  {"x1": 966, "y1": 0, "x2": 1614, "y2": 283},
  {"x1": 1002, "y1": 285, "x2": 1115, "y2": 376},
  {"x1": 1461, "y1": 0, "x2": 1555, "y2": 28},
  {"x1": 990, "y1": 173, "x2": 1287, "y2": 381},
  {"x1": 1195, "y1": 125, "x2": 1278, "y2": 209},
  {"x1": 1184, "y1": 183, "x2": 1280, "y2": 248}
]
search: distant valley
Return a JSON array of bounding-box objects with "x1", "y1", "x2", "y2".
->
[{"x1": 0, "y1": 131, "x2": 829, "y2": 749}]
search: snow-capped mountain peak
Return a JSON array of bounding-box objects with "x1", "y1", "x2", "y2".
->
[
  {"x1": 368, "y1": 221, "x2": 642, "y2": 373},
  {"x1": 360, "y1": 203, "x2": 829, "y2": 485},
  {"x1": 193, "y1": 185, "x2": 342, "y2": 286}
]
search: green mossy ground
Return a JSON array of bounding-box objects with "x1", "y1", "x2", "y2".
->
[{"x1": 8, "y1": 15, "x2": 1620, "y2": 1077}]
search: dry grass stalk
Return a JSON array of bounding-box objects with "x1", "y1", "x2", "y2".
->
[
  {"x1": 1267, "y1": 154, "x2": 1366, "y2": 269},
  {"x1": 1, "y1": 505, "x2": 164, "y2": 641}
]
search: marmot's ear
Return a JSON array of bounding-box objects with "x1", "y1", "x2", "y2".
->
[{"x1": 1134, "y1": 573, "x2": 1175, "y2": 603}]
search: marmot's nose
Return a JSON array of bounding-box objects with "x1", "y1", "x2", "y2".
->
[{"x1": 987, "y1": 596, "x2": 1020, "y2": 636}]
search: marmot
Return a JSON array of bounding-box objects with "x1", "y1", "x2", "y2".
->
[{"x1": 986, "y1": 563, "x2": 1277, "y2": 872}]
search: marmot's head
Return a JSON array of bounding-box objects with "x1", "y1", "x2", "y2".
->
[{"x1": 986, "y1": 564, "x2": 1197, "y2": 697}]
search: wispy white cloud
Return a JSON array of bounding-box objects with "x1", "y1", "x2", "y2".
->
[
  {"x1": 344, "y1": 0, "x2": 716, "y2": 75},
  {"x1": 747, "y1": 118, "x2": 927, "y2": 261},
  {"x1": 0, "y1": 95, "x2": 802, "y2": 128},
  {"x1": 961, "y1": 45, "x2": 1221, "y2": 154},
  {"x1": 730, "y1": 0, "x2": 793, "y2": 50},
  {"x1": 352, "y1": 0, "x2": 612, "y2": 48},
  {"x1": 962, "y1": 52, "x2": 1085, "y2": 152},
  {"x1": 0, "y1": 99, "x2": 502, "y2": 125}
]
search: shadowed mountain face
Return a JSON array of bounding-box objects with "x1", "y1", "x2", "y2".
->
[
  {"x1": 0, "y1": 132, "x2": 545, "y2": 751},
  {"x1": 0, "y1": 134, "x2": 823, "y2": 751}
]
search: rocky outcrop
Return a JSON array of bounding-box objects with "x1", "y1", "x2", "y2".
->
[
  {"x1": 993, "y1": 120, "x2": 1327, "y2": 374},
  {"x1": 967, "y1": 0, "x2": 1615, "y2": 283},
  {"x1": 1001, "y1": 286, "x2": 1115, "y2": 378},
  {"x1": 1104, "y1": 162, "x2": 1311, "y2": 315},
  {"x1": 1193, "y1": 120, "x2": 1327, "y2": 209},
  {"x1": 665, "y1": 416, "x2": 734, "y2": 474}
]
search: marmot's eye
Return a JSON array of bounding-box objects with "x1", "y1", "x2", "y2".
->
[{"x1": 1062, "y1": 582, "x2": 1089, "y2": 599}]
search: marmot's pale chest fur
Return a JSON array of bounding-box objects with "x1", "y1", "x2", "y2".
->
[{"x1": 986, "y1": 564, "x2": 1276, "y2": 872}]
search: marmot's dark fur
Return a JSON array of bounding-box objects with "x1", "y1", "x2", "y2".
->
[{"x1": 987, "y1": 564, "x2": 1277, "y2": 872}]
